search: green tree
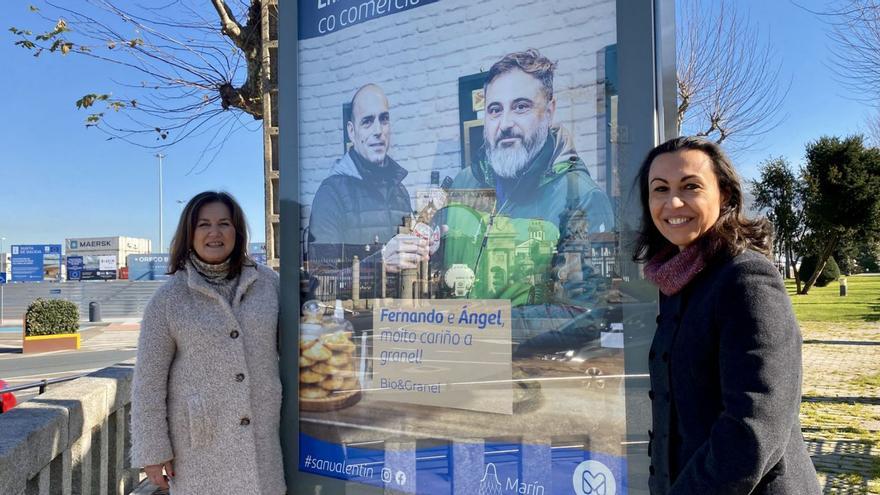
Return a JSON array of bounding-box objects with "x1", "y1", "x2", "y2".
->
[
  {"x1": 855, "y1": 240, "x2": 880, "y2": 273},
  {"x1": 801, "y1": 135, "x2": 880, "y2": 294},
  {"x1": 749, "y1": 157, "x2": 806, "y2": 292}
]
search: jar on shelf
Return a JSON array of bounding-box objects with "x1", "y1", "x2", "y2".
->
[{"x1": 299, "y1": 299, "x2": 362, "y2": 411}]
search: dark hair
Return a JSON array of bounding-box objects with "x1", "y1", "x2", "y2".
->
[
  {"x1": 168, "y1": 191, "x2": 252, "y2": 278},
  {"x1": 485, "y1": 49, "x2": 557, "y2": 102},
  {"x1": 632, "y1": 136, "x2": 772, "y2": 263}
]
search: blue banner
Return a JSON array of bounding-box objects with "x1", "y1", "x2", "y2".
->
[
  {"x1": 11, "y1": 245, "x2": 62, "y2": 282},
  {"x1": 298, "y1": 0, "x2": 439, "y2": 40},
  {"x1": 299, "y1": 432, "x2": 627, "y2": 494},
  {"x1": 67, "y1": 256, "x2": 84, "y2": 281},
  {"x1": 127, "y1": 254, "x2": 170, "y2": 281}
]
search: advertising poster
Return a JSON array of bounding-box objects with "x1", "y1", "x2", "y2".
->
[
  {"x1": 249, "y1": 242, "x2": 268, "y2": 265},
  {"x1": 11, "y1": 245, "x2": 62, "y2": 282},
  {"x1": 67, "y1": 255, "x2": 117, "y2": 281},
  {"x1": 294, "y1": 1, "x2": 628, "y2": 493},
  {"x1": 126, "y1": 254, "x2": 171, "y2": 281}
]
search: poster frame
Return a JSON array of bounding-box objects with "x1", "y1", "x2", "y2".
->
[{"x1": 278, "y1": 1, "x2": 677, "y2": 492}]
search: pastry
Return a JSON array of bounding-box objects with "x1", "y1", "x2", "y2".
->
[
  {"x1": 300, "y1": 370, "x2": 324, "y2": 384},
  {"x1": 331, "y1": 363, "x2": 357, "y2": 378},
  {"x1": 299, "y1": 356, "x2": 315, "y2": 367},
  {"x1": 302, "y1": 342, "x2": 332, "y2": 362},
  {"x1": 327, "y1": 352, "x2": 351, "y2": 367},
  {"x1": 320, "y1": 375, "x2": 345, "y2": 391},
  {"x1": 322, "y1": 332, "x2": 355, "y2": 352},
  {"x1": 311, "y1": 361, "x2": 337, "y2": 375},
  {"x1": 300, "y1": 386, "x2": 329, "y2": 399}
]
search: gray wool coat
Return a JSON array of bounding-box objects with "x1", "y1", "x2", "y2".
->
[
  {"x1": 131, "y1": 261, "x2": 286, "y2": 495},
  {"x1": 648, "y1": 249, "x2": 820, "y2": 494}
]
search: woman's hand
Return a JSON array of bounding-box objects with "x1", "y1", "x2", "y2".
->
[{"x1": 144, "y1": 460, "x2": 174, "y2": 489}]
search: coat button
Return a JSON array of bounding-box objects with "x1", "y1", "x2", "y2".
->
[
  {"x1": 648, "y1": 390, "x2": 655, "y2": 400},
  {"x1": 240, "y1": 417, "x2": 250, "y2": 426},
  {"x1": 230, "y1": 330, "x2": 240, "y2": 339},
  {"x1": 235, "y1": 373, "x2": 245, "y2": 382},
  {"x1": 662, "y1": 352, "x2": 669, "y2": 362}
]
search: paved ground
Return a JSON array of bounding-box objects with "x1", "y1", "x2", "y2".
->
[
  {"x1": 0, "y1": 319, "x2": 139, "y2": 403},
  {"x1": 3, "y1": 319, "x2": 878, "y2": 493},
  {"x1": 800, "y1": 321, "x2": 880, "y2": 494}
]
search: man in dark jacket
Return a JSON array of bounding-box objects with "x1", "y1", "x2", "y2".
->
[{"x1": 309, "y1": 84, "x2": 427, "y2": 274}]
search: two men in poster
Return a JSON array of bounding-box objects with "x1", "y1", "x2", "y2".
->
[{"x1": 309, "y1": 49, "x2": 614, "y2": 317}]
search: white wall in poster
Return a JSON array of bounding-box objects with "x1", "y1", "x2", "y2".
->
[{"x1": 297, "y1": 0, "x2": 615, "y2": 224}]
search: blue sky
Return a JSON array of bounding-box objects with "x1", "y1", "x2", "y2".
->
[{"x1": 0, "y1": 0, "x2": 873, "y2": 253}]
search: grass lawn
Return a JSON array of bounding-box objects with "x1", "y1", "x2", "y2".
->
[
  {"x1": 788, "y1": 274, "x2": 880, "y2": 493},
  {"x1": 786, "y1": 274, "x2": 880, "y2": 322}
]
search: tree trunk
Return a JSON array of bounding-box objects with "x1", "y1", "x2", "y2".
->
[{"x1": 800, "y1": 235, "x2": 839, "y2": 295}]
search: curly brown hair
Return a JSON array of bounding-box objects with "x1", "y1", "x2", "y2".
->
[
  {"x1": 484, "y1": 49, "x2": 557, "y2": 102},
  {"x1": 632, "y1": 136, "x2": 772, "y2": 263}
]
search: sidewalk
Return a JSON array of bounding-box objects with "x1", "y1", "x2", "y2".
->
[
  {"x1": 800, "y1": 321, "x2": 880, "y2": 494},
  {"x1": 0, "y1": 320, "x2": 141, "y2": 403}
]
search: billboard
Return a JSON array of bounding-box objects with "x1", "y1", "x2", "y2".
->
[
  {"x1": 66, "y1": 255, "x2": 117, "y2": 281},
  {"x1": 127, "y1": 254, "x2": 171, "y2": 281},
  {"x1": 282, "y1": 1, "x2": 655, "y2": 493},
  {"x1": 249, "y1": 242, "x2": 268, "y2": 265},
  {"x1": 11, "y1": 245, "x2": 62, "y2": 282}
]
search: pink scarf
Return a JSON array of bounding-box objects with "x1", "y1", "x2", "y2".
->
[{"x1": 644, "y1": 243, "x2": 708, "y2": 296}]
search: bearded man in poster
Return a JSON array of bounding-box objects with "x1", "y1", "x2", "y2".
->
[{"x1": 441, "y1": 49, "x2": 614, "y2": 313}]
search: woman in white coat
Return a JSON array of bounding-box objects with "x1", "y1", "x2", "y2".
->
[{"x1": 131, "y1": 191, "x2": 286, "y2": 494}]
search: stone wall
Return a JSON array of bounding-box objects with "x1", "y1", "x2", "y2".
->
[
  {"x1": 0, "y1": 361, "x2": 139, "y2": 495},
  {"x1": 297, "y1": 0, "x2": 617, "y2": 225}
]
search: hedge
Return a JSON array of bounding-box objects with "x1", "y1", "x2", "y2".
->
[
  {"x1": 800, "y1": 255, "x2": 841, "y2": 288},
  {"x1": 25, "y1": 298, "x2": 80, "y2": 336}
]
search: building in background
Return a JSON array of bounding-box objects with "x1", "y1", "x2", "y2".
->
[{"x1": 65, "y1": 237, "x2": 151, "y2": 269}]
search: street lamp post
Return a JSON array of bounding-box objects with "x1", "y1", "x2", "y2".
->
[
  {"x1": 1, "y1": 236, "x2": 5, "y2": 325},
  {"x1": 156, "y1": 153, "x2": 165, "y2": 253}
]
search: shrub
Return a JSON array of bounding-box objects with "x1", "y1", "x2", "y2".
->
[
  {"x1": 800, "y1": 255, "x2": 841, "y2": 288},
  {"x1": 25, "y1": 298, "x2": 80, "y2": 336}
]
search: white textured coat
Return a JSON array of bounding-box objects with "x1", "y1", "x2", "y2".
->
[{"x1": 131, "y1": 261, "x2": 286, "y2": 494}]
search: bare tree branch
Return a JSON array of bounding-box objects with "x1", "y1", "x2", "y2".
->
[
  {"x1": 8, "y1": 0, "x2": 264, "y2": 151},
  {"x1": 821, "y1": 0, "x2": 880, "y2": 104},
  {"x1": 677, "y1": 0, "x2": 790, "y2": 150}
]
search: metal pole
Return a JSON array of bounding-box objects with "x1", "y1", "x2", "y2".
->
[
  {"x1": 156, "y1": 153, "x2": 165, "y2": 252},
  {"x1": 1, "y1": 237, "x2": 5, "y2": 325}
]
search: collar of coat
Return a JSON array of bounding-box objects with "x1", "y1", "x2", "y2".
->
[
  {"x1": 470, "y1": 126, "x2": 585, "y2": 189},
  {"x1": 328, "y1": 149, "x2": 408, "y2": 185},
  {"x1": 184, "y1": 258, "x2": 259, "y2": 309}
]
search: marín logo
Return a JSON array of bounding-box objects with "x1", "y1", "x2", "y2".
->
[{"x1": 572, "y1": 460, "x2": 615, "y2": 495}]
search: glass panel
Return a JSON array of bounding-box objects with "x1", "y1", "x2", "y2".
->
[{"x1": 286, "y1": 1, "x2": 659, "y2": 493}]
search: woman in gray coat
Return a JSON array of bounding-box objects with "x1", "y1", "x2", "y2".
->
[
  {"x1": 633, "y1": 137, "x2": 820, "y2": 494},
  {"x1": 131, "y1": 191, "x2": 286, "y2": 494}
]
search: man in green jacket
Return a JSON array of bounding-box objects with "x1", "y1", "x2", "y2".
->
[{"x1": 439, "y1": 49, "x2": 615, "y2": 338}]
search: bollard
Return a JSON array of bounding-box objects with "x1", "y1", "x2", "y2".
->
[
  {"x1": 839, "y1": 277, "x2": 847, "y2": 297},
  {"x1": 89, "y1": 301, "x2": 102, "y2": 322}
]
